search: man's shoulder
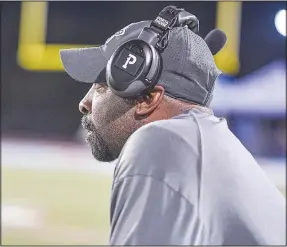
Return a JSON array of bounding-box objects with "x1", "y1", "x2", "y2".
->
[
  {"x1": 132, "y1": 113, "x2": 200, "y2": 142},
  {"x1": 126, "y1": 117, "x2": 198, "y2": 154},
  {"x1": 114, "y1": 118, "x2": 200, "y2": 183},
  {"x1": 129, "y1": 108, "x2": 219, "y2": 147}
]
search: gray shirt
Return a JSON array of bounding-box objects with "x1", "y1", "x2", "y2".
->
[{"x1": 109, "y1": 108, "x2": 286, "y2": 245}]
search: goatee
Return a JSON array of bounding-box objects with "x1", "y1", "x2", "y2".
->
[{"x1": 81, "y1": 115, "x2": 114, "y2": 162}]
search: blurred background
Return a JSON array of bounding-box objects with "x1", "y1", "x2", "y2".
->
[{"x1": 1, "y1": 1, "x2": 286, "y2": 245}]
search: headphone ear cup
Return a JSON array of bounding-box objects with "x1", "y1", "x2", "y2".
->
[
  {"x1": 106, "y1": 40, "x2": 157, "y2": 98},
  {"x1": 106, "y1": 56, "x2": 143, "y2": 98}
]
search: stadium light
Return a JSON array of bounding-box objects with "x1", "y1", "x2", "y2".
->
[{"x1": 275, "y1": 9, "x2": 286, "y2": 37}]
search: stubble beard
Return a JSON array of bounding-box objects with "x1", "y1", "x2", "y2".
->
[{"x1": 81, "y1": 115, "x2": 115, "y2": 162}]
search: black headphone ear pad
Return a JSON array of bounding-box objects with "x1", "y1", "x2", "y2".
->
[
  {"x1": 106, "y1": 56, "x2": 113, "y2": 87},
  {"x1": 145, "y1": 45, "x2": 161, "y2": 83}
]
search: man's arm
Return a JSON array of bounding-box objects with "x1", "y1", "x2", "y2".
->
[{"x1": 109, "y1": 174, "x2": 204, "y2": 245}]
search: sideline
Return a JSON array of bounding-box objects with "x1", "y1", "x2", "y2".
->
[{"x1": 2, "y1": 138, "x2": 285, "y2": 188}]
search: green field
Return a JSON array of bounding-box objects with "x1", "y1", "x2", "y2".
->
[
  {"x1": 2, "y1": 167, "x2": 113, "y2": 245},
  {"x1": 2, "y1": 167, "x2": 286, "y2": 245}
]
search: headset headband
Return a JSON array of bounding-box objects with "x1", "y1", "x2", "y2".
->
[
  {"x1": 140, "y1": 6, "x2": 199, "y2": 52},
  {"x1": 152, "y1": 6, "x2": 183, "y2": 31},
  {"x1": 106, "y1": 6, "x2": 200, "y2": 99}
]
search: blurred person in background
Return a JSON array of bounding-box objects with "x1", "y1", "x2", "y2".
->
[{"x1": 60, "y1": 6, "x2": 286, "y2": 246}]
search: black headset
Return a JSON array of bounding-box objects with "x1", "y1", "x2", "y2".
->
[{"x1": 106, "y1": 6, "x2": 199, "y2": 99}]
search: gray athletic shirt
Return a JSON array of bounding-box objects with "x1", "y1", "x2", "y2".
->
[{"x1": 109, "y1": 108, "x2": 286, "y2": 245}]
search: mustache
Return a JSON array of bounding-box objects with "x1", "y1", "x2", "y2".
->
[{"x1": 81, "y1": 115, "x2": 95, "y2": 132}]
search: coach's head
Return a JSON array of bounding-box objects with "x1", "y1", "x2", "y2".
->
[{"x1": 60, "y1": 19, "x2": 225, "y2": 162}]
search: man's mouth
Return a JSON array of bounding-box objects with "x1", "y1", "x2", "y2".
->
[
  {"x1": 84, "y1": 127, "x2": 93, "y2": 133},
  {"x1": 84, "y1": 130, "x2": 94, "y2": 143},
  {"x1": 87, "y1": 129, "x2": 93, "y2": 135},
  {"x1": 81, "y1": 116, "x2": 94, "y2": 132}
]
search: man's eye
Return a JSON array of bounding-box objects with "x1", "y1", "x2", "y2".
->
[{"x1": 94, "y1": 83, "x2": 107, "y2": 93}]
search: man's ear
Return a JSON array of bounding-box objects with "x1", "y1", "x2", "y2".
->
[{"x1": 135, "y1": 85, "x2": 165, "y2": 116}]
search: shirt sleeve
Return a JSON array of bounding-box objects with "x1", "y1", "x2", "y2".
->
[{"x1": 109, "y1": 175, "x2": 204, "y2": 245}]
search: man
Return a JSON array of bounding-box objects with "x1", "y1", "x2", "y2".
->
[{"x1": 60, "y1": 17, "x2": 286, "y2": 245}]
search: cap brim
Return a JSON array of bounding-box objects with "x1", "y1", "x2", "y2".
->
[{"x1": 60, "y1": 47, "x2": 107, "y2": 83}]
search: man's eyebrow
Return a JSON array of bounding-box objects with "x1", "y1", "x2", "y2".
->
[{"x1": 94, "y1": 82, "x2": 108, "y2": 87}]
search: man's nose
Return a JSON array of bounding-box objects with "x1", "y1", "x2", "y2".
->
[{"x1": 79, "y1": 97, "x2": 92, "y2": 114}]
